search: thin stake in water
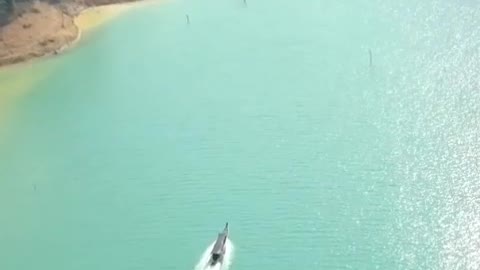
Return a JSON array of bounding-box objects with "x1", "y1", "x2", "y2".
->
[{"x1": 369, "y1": 49, "x2": 373, "y2": 68}]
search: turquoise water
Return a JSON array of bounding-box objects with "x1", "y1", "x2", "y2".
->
[{"x1": 1, "y1": 0, "x2": 479, "y2": 269}]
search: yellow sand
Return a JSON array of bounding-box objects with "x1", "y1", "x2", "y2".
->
[{"x1": 75, "y1": 2, "x2": 138, "y2": 32}]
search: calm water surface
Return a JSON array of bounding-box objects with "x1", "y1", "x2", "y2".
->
[{"x1": 0, "y1": 0, "x2": 479, "y2": 269}]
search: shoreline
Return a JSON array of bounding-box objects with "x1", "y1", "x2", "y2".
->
[
  {"x1": 0, "y1": 0, "x2": 150, "y2": 69},
  {"x1": 0, "y1": 0, "x2": 151, "y2": 136}
]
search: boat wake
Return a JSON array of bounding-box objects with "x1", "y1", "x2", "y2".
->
[{"x1": 194, "y1": 239, "x2": 234, "y2": 270}]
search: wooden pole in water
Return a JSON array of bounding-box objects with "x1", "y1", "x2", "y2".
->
[
  {"x1": 186, "y1": 14, "x2": 190, "y2": 25},
  {"x1": 368, "y1": 49, "x2": 373, "y2": 68}
]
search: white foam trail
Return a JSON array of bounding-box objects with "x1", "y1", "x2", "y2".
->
[{"x1": 194, "y1": 239, "x2": 234, "y2": 270}]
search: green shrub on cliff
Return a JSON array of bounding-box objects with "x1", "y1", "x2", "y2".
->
[
  {"x1": 0, "y1": 0, "x2": 17, "y2": 25},
  {"x1": 6, "y1": 0, "x2": 15, "y2": 13}
]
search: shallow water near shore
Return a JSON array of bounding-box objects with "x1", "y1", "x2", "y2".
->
[{"x1": 1, "y1": 0, "x2": 479, "y2": 269}]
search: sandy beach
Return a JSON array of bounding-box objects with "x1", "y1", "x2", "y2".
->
[{"x1": 0, "y1": 0, "x2": 146, "y2": 68}]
